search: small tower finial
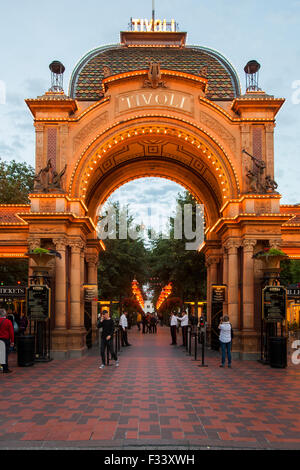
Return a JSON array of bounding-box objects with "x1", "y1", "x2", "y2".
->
[
  {"x1": 49, "y1": 61, "x2": 65, "y2": 92},
  {"x1": 244, "y1": 60, "x2": 261, "y2": 92}
]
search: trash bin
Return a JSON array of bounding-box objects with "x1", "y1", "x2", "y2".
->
[
  {"x1": 269, "y1": 336, "x2": 287, "y2": 368},
  {"x1": 17, "y1": 335, "x2": 35, "y2": 367}
]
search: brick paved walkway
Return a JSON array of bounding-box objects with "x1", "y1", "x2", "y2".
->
[{"x1": 0, "y1": 326, "x2": 300, "y2": 449}]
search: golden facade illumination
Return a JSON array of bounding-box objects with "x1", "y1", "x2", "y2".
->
[{"x1": 0, "y1": 26, "x2": 299, "y2": 359}]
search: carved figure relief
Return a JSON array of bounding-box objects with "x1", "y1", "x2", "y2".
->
[
  {"x1": 143, "y1": 62, "x2": 166, "y2": 89},
  {"x1": 34, "y1": 160, "x2": 67, "y2": 193}
]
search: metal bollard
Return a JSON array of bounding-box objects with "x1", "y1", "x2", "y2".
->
[
  {"x1": 198, "y1": 329, "x2": 208, "y2": 367},
  {"x1": 194, "y1": 332, "x2": 198, "y2": 361},
  {"x1": 189, "y1": 328, "x2": 192, "y2": 356}
]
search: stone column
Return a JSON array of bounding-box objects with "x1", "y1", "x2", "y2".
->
[
  {"x1": 225, "y1": 240, "x2": 240, "y2": 329},
  {"x1": 69, "y1": 240, "x2": 84, "y2": 329},
  {"x1": 53, "y1": 237, "x2": 67, "y2": 329},
  {"x1": 86, "y1": 254, "x2": 99, "y2": 342},
  {"x1": 206, "y1": 256, "x2": 219, "y2": 326},
  {"x1": 242, "y1": 239, "x2": 256, "y2": 330},
  {"x1": 27, "y1": 237, "x2": 41, "y2": 281},
  {"x1": 80, "y1": 248, "x2": 86, "y2": 325},
  {"x1": 222, "y1": 247, "x2": 228, "y2": 316}
]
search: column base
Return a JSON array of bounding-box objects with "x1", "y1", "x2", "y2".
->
[
  {"x1": 232, "y1": 330, "x2": 260, "y2": 360},
  {"x1": 51, "y1": 328, "x2": 88, "y2": 359}
]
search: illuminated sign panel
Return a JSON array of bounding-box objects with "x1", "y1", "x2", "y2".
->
[
  {"x1": 116, "y1": 90, "x2": 193, "y2": 115},
  {"x1": 131, "y1": 18, "x2": 176, "y2": 32}
]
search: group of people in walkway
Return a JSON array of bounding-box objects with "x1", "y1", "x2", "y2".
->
[
  {"x1": 169, "y1": 310, "x2": 233, "y2": 368},
  {"x1": 169, "y1": 310, "x2": 193, "y2": 347},
  {"x1": 137, "y1": 311, "x2": 158, "y2": 334}
]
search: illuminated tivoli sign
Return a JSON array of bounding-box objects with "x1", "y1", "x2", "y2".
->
[
  {"x1": 130, "y1": 18, "x2": 176, "y2": 32},
  {"x1": 117, "y1": 90, "x2": 193, "y2": 115}
]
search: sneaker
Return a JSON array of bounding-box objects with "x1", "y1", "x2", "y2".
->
[
  {"x1": 115, "y1": 361, "x2": 119, "y2": 367},
  {"x1": 228, "y1": 365, "x2": 232, "y2": 368},
  {"x1": 3, "y1": 369, "x2": 13, "y2": 374},
  {"x1": 219, "y1": 364, "x2": 224, "y2": 368},
  {"x1": 99, "y1": 364, "x2": 105, "y2": 369}
]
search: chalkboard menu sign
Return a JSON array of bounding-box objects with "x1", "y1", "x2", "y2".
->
[
  {"x1": 27, "y1": 286, "x2": 50, "y2": 321},
  {"x1": 84, "y1": 284, "x2": 97, "y2": 302},
  {"x1": 212, "y1": 285, "x2": 226, "y2": 303},
  {"x1": 263, "y1": 286, "x2": 286, "y2": 322}
]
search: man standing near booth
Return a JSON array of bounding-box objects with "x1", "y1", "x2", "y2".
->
[
  {"x1": 119, "y1": 311, "x2": 131, "y2": 347},
  {"x1": 0, "y1": 309, "x2": 14, "y2": 374},
  {"x1": 97, "y1": 310, "x2": 119, "y2": 369},
  {"x1": 170, "y1": 311, "x2": 178, "y2": 345}
]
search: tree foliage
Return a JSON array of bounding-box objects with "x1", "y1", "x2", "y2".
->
[
  {"x1": 97, "y1": 202, "x2": 149, "y2": 301},
  {"x1": 0, "y1": 159, "x2": 34, "y2": 203},
  {"x1": 148, "y1": 191, "x2": 206, "y2": 306}
]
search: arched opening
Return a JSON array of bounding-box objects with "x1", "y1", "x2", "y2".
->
[{"x1": 95, "y1": 176, "x2": 207, "y2": 330}]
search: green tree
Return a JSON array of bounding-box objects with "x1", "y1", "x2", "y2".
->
[
  {"x1": 148, "y1": 190, "x2": 206, "y2": 307},
  {"x1": 0, "y1": 159, "x2": 34, "y2": 203},
  {"x1": 97, "y1": 202, "x2": 149, "y2": 302},
  {"x1": 280, "y1": 259, "x2": 300, "y2": 285}
]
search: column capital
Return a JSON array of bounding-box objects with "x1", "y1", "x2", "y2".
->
[
  {"x1": 269, "y1": 238, "x2": 282, "y2": 250},
  {"x1": 206, "y1": 255, "x2": 220, "y2": 267},
  {"x1": 28, "y1": 237, "x2": 41, "y2": 250},
  {"x1": 53, "y1": 237, "x2": 68, "y2": 251},
  {"x1": 86, "y1": 254, "x2": 99, "y2": 266},
  {"x1": 69, "y1": 239, "x2": 85, "y2": 252},
  {"x1": 224, "y1": 239, "x2": 241, "y2": 252},
  {"x1": 242, "y1": 239, "x2": 257, "y2": 252}
]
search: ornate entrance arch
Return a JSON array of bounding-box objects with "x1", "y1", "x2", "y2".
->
[
  {"x1": 69, "y1": 121, "x2": 240, "y2": 229},
  {"x1": 1, "y1": 26, "x2": 300, "y2": 359}
]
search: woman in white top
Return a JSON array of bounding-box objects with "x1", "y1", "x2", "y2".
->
[{"x1": 218, "y1": 315, "x2": 232, "y2": 368}]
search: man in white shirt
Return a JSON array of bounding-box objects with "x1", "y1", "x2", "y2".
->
[
  {"x1": 119, "y1": 311, "x2": 131, "y2": 347},
  {"x1": 170, "y1": 311, "x2": 178, "y2": 345},
  {"x1": 177, "y1": 310, "x2": 189, "y2": 347}
]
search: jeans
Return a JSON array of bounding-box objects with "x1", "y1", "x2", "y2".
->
[
  {"x1": 101, "y1": 337, "x2": 117, "y2": 364},
  {"x1": 220, "y1": 341, "x2": 231, "y2": 365}
]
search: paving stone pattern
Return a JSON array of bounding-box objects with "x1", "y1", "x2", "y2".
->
[{"x1": 0, "y1": 327, "x2": 300, "y2": 449}]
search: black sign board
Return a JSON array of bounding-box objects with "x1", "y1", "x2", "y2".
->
[
  {"x1": 84, "y1": 285, "x2": 97, "y2": 302},
  {"x1": 212, "y1": 285, "x2": 226, "y2": 303},
  {"x1": 27, "y1": 286, "x2": 50, "y2": 321},
  {"x1": 263, "y1": 285, "x2": 286, "y2": 322},
  {"x1": 287, "y1": 288, "x2": 300, "y2": 299},
  {"x1": 0, "y1": 286, "x2": 26, "y2": 298}
]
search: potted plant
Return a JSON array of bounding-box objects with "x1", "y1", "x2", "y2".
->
[
  {"x1": 253, "y1": 248, "x2": 288, "y2": 268},
  {"x1": 25, "y1": 247, "x2": 61, "y2": 267}
]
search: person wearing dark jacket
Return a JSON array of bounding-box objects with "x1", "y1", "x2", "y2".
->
[
  {"x1": 0, "y1": 309, "x2": 14, "y2": 373},
  {"x1": 97, "y1": 310, "x2": 119, "y2": 369}
]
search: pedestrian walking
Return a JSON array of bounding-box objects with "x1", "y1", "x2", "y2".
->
[
  {"x1": 170, "y1": 311, "x2": 178, "y2": 345},
  {"x1": 0, "y1": 309, "x2": 14, "y2": 374},
  {"x1": 119, "y1": 311, "x2": 131, "y2": 346},
  {"x1": 136, "y1": 312, "x2": 142, "y2": 331},
  {"x1": 150, "y1": 313, "x2": 157, "y2": 333},
  {"x1": 97, "y1": 310, "x2": 119, "y2": 369},
  {"x1": 218, "y1": 315, "x2": 232, "y2": 368},
  {"x1": 177, "y1": 310, "x2": 188, "y2": 347},
  {"x1": 142, "y1": 312, "x2": 147, "y2": 334}
]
